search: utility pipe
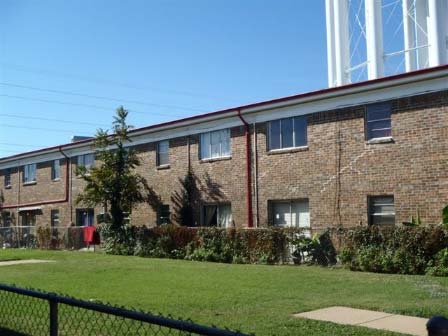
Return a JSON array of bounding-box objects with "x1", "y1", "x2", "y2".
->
[{"x1": 237, "y1": 109, "x2": 253, "y2": 228}]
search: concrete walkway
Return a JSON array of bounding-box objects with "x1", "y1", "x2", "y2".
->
[
  {"x1": 0, "y1": 259, "x2": 55, "y2": 267},
  {"x1": 294, "y1": 306, "x2": 428, "y2": 336}
]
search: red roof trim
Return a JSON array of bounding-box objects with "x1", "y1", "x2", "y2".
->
[{"x1": 1, "y1": 64, "x2": 447, "y2": 162}]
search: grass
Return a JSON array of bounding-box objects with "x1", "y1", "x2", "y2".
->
[{"x1": 1, "y1": 250, "x2": 447, "y2": 335}]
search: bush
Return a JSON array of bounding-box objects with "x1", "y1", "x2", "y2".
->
[
  {"x1": 340, "y1": 225, "x2": 448, "y2": 275},
  {"x1": 105, "y1": 225, "x2": 314, "y2": 265},
  {"x1": 426, "y1": 248, "x2": 448, "y2": 276},
  {"x1": 290, "y1": 231, "x2": 337, "y2": 266}
]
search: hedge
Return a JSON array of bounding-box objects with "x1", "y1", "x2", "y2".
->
[
  {"x1": 339, "y1": 225, "x2": 448, "y2": 275},
  {"x1": 99, "y1": 224, "x2": 334, "y2": 265}
]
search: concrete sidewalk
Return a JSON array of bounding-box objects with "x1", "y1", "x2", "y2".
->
[
  {"x1": 294, "y1": 306, "x2": 428, "y2": 336},
  {"x1": 0, "y1": 259, "x2": 55, "y2": 267}
]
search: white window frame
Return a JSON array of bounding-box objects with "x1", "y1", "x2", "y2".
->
[
  {"x1": 200, "y1": 129, "x2": 231, "y2": 160},
  {"x1": 157, "y1": 204, "x2": 170, "y2": 225},
  {"x1": 4, "y1": 169, "x2": 11, "y2": 188},
  {"x1": 366, "y1": 102, "x2": 392, "y2": 140},
  {"x1": 368, "y1": 196, "x2": 395, "y2": 225},
  {"x1": 269, "y1": 199, "x2": 310, "y2": 232},
  {"x1": 157, "y1": 140, "x2": 170, "y2": 166},
  {"x1": 202, "y1": 203, "x2": 232, "y2": 228},
  {"x1": 51, "y1": 209, "x2": 60, "y2": 227},
  {"x1": 23, "y1": 163, "x2": 37, "y2": 183},
  {"x1": 268, "y1": 116, "x2": 307, "y2": 151},
  {"x1": 51, "y1": 159, "x2": 61, "y2": 180},
  {"x1": 77, "y1": 154, "x2": 95, "y2": 170}
]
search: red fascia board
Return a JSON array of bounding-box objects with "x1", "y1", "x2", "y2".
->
[{"x1": 1, "y1": 64, "x2": 448, "y2": 162}]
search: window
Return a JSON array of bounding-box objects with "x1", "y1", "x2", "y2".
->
[
  {"x1": 52, "y1": 159, "x2": 61, "y2": 180},
  {"x1": 268, "y1": 116, "x2": 307, "y2": 150},
  {"x1": 157, "y1": 140, "x2": 169, "y2": 166},
  {"x1": 269, "y1": 199, "x2": 310, "y2": 230},
  {"x1": 51, "y1": 210, "x2": 60, "y2": 227},
  {"x1": 368, "y1": 196, "x2": 395, "y2": 225},
  {"x1": 202, "y1": 204, "x2": 232, "y2": 227},
  {"x1": 366, "y1": 103, "x2": 392, "y2": 140},
  {"x1": 157, "y1": 204, "x2": 170, "y2": 225},
  {"x1": 76, "y1": 208, "x2": 94, "y2": 227},
  {"x1": 4, "y1": 169, "x2": 11, "y2": 188},
  {"x1": 200, "y1": 129, "x2": 231, "y2": 159},
  {"x1": 23, "y1": 164, "x2": 36, "y2": 183},
  {"x1": 77, "y1": 154, "x2": 95, "y2": 170},
  {"x1": 1, "y1": 211, "x2": 12, "y2": 228},
  {"x1": 21, "y1": 212, "x2": 36, "y2": 227}
]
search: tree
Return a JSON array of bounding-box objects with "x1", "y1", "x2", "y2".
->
[
  {"x1": 76, "y1": 107, "x2": 148, "y2": 236},
  {"x1": 171, "y1": 170, "x2": 200, "y2": 226}
]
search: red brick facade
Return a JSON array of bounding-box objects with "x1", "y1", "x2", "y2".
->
[{"x1": 1, "y1": 80, "x2": 447, "y2": 230}]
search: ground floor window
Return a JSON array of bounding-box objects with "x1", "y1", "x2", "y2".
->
[
  {"x1": 202, "y1": 204, "x2": 232, "y2": 227},
  {"x1": 20, "y1": 211, "x2": 37, "y2": 226},
  {"x1": 1, "y1": 211, "x2": 12, "y2": 227},
  {"x1": 76, "y1": 208, "x2": 94, "y2": 227},
  {"x1": 368, "y1": 196, "x2": 395, "y2": 225},
  {"x1": 51, "y1": 210, "x2": 60, "y2": 227},
  {"x1": 157, "y1": 205, "x2": 170, "y2": 225},
  {"x1": 269, "y1": 199, "x2": 310, "y2": 229}
]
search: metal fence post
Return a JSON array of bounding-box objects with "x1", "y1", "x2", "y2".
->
[{"x1": 49, "y1": 300, "x2": 58, "y2": 336}]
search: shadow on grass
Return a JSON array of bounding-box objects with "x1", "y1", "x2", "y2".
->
[{"x1": 0, "y1": 327, "x2": 29, "y2": 336}]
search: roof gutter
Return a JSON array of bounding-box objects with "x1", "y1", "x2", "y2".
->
[
  {"x1": 2, "y1": 146, "x2": 70, "y2": 209},
  {"x1": 237, "y1": 109, "x2": 253, "y2": 228}
]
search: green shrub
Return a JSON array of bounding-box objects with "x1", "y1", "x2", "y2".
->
[
  {"x1": 290, "y1": 231, "x2": 337, "y2": 266},
  {"x1": 340, "y1": 225, "x2": 448, "y2": 275},
  {"x1": 426, "y1": 248, "x2": 448, "y2": 276}
]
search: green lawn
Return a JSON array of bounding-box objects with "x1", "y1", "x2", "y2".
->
[{"x1": 1, "y1": 250, "x2": 447, "y2": 336}]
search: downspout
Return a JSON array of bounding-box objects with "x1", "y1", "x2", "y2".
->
[
  {"x1": 253, "y1": 123, "x2": 259, "y2": 227},
  {"x1": 237, "y1": 109, "x2": 254, "y2": 228}
]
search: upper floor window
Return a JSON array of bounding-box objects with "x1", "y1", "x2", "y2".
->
[
  {"x1": 77, "y1": 154, "x2": 94, "y2": 170},
  {"x1": 366, "y1": 103, "x2": 392, "y2": 140},
  {"x1": 23, "y1": 163, "x2": 36, "y2": 183},
  {"x1": 368, "y1": 196, "x2": 395, "y2": 225},
  {"x1": 52, "y1": 159, "x2": 61, "y2": 180},
  {"x1": 268, "y1": 116, "x2": 307, "y2": 150},
  {"x1": 200, "y1": 129, "x2": 231, "y2": 160},
  {"x1": 4, "y1": 169, "x2": 11, "y2": 188},
  {"x1": 157, "y1": 140, "x2": 169, "y2": 166}
]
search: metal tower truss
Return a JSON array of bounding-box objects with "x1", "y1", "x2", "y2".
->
[{"x1": 326, "y1": 0, "x2": 448, "y2": 87}]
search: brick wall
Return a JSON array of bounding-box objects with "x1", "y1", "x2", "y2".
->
[{"x1": 1, "y1": 89, "x2": 447, "y2": 230}]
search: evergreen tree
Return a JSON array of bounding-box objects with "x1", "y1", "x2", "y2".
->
[{"x1": 76, "y1": 107, "x2": 148, "y2": 236}]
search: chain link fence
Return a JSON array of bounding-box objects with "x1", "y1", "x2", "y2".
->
[
  {"x1": 0, "y1": 284, "x2": 250, "y2": 336},
  {"x1": 0, "y1": 226, "x2": 86, "y2": 250}
]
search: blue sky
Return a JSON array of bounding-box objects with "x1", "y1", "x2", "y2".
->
[
  {"x1": 0, "y1": 0, "x2": 329, "y2": 157},
  {"x1": 0, "y1": 1, "x2": 405, "y2": 158}
]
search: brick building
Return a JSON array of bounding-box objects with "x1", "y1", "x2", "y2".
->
[{"x1": 0, "y1": 66, "x2": 447, "y2": 232}]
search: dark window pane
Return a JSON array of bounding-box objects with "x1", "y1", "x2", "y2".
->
[
  {"x1": 157, "y1": 205, "x2": 170, "y2": 225},
  {"x1": 369, "y1": 196, "x2": 395, "y2": 225},
  {"x1": 368, "y1": 119, "x2": 391, "y2": 131},
  {"x1": 269, "y1": 120, "x2": 281, "y2": 150},
  {"x1": 369, "y1": 128, "x2": 392, "y2": 139},
  {"x1": 281, "y1": 118, "x2": 294, "y2": 148},
  {"x1": 367, "y1": 103, "x2": 391, "y2": 121},
  {"x1": 294, "y1": 116, "x2": 307, "y2": 146}
]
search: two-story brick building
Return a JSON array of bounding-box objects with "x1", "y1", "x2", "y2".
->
[{"x1": 1, "y1": 65, "x2": 447, "y2": 233}]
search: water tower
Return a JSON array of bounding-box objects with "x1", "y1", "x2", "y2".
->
[{"x1": 325, "y1": 0, "x2": 448, "y2": 87}]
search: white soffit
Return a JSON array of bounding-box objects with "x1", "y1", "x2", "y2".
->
[{"x1": 0, "y1": 68, "x2": 447, "y2": 169}]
